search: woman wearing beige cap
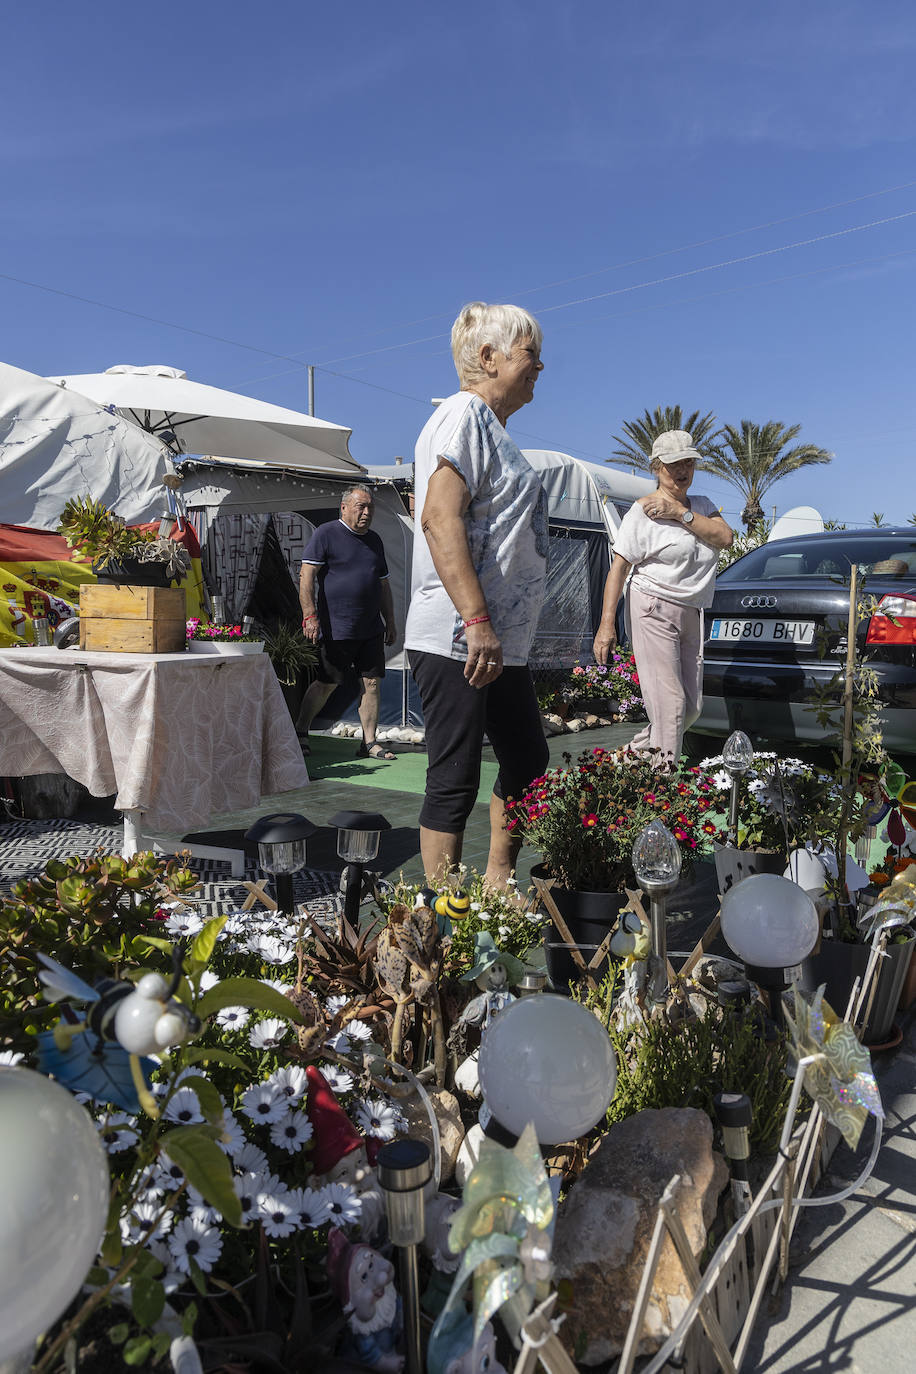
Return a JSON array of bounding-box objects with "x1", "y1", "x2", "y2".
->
[{"x1": 593, "y1": 429, "x2": 733, "y2": 765}]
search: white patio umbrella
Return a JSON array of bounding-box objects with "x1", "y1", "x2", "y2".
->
[{"x1": 45, "y1": 364, "x2": 364, "y2": 477}]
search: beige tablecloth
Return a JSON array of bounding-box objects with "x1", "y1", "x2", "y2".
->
[{"x1": 0, "y1": 648, "x2": 309, "y2": 832}]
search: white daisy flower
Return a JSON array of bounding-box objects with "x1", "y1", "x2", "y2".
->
[
  {"x1": 246, "y1": 934, "x2": 295, "y2": 964},
  {"x1": 164, "y1": 911, "x2": 204, "y2": 938},
  {"x1": 470, "y1": 902, "x2": 481, "y2": 912},
  {"x1": 318, "y1": 1064, "x2": 355, "y2": 1094},
  {"x1": 0, "y1": 1050, "x2": 24, "y2": 1066},
  {"x1": 163, "y1": 1086, "x2": 205, "y2": 1126},
  {"x1": 498, "y1": 925, "x2": 511, "y2": 939},
  {"x1": 325, "y1": 994, "x2": 349, "y2": 1016},
  {"x1": 344, "y1": 1019, "x2": 373, "y2": 1042},
  {"x1": 121, "y1": 1200, "x2": 173, "y2": 1246},
  {"x1": 240, "y1": 1082, "x2": 286, "y2": 1124},
  {"x1": 261, "y1": 977, "x2": 295, "y2": 997},
  {"x1": 234, "y1": 1141, "x2": 268, "y2": 1174},
  {"x1": 269, "y1": 1110, "x2": 314, "y2": 1154},
  {"x1": 187, "y1": 1185, "x2": 221, "y2": 1226},
  {"x1": 353, "y1": 1097, "x2": 402, "y2": 1142},
  {"x1": 248, "y1": 1018, "x2": 289, "y2": 1050},
  {"x1": 267, "y1": 1064, "x2": 309, "y2": 1104},
  {"x1": 215, "y1": 1110, "x2": 247, "y2": 1157},
  {"x1": 215, "y1": 1005, "x2": 250, "y2": 1031},
  {"x1": 169, "y1": 1217, "x2": 223, "y2": 1275},
  {"x1": 222, "y1": 911, "x2": 250, "y2": 936},
  {"x1": 478, "y1": 910, "x2": 492, "y2": 923},
  {"x1": 505, "y1": 876, "x2": 518, "y2": 887},
  {"x1": 289, "y1": 1186, "x2": 330, "y2": 1229},
  {"x1": 197, "y1": 970, "x2": 220, "y2": 992},
  {"x1": 319, "y1": 1181, "x2": 362, "y2": 1226},
  {"x1": 147, "y1": 1240, "x2": 183, "y2": 1295},
  {"x1": 98, "y1": 1113, "x2": 140, "y2": 1153},
  {"x1": 154, "y1": 1153, "x2": 186, "y2": 1191},
  {"x1": 233, "y1": 1172, "x2": 261, "y2": 1223},
  {"x1": 324, "y1": 1031, "x2": 352, "y2": 1055},
  {"x1": 260, "y1": 1192, "x2": 300, "y2": 1238}
]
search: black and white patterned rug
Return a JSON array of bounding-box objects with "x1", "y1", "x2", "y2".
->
[{"x1": 0, "y1": 818, "x2": 344, "y2": 923}]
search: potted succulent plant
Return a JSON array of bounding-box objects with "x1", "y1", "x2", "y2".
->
[
  {"x1": 57, "y1": 495, "x2": 191, "y2": 586},
  {"x1": 504, "y1": 745, "x2": 718, "y2": 988},
  {"x1": 261, "y1": 621, "x2": 320, "y2": 721}
]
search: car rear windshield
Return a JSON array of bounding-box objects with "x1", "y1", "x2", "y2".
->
[{"x1": 718, "y1": 534, "x2": 916, "y2": 583}]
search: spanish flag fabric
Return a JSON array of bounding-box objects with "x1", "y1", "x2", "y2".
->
[{"x1": 0, "y1": 523, "x2": 206, "y2": 647}]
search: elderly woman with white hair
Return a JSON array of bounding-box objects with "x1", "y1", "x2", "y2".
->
[
  {"x1": 405, "y1": 301, "x2": 549, "y2": 887},
  {"x1": 593, "y1": 429, "x2": 733, "y2": 765}
]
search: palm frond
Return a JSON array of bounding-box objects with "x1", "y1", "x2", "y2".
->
[{"x1": 610, "y1": 405, "x2": 718, "y2": 469}]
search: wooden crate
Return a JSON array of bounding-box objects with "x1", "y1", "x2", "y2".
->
[{"x1": 79, "y1": 584, "x2": 186, "y2": 654}]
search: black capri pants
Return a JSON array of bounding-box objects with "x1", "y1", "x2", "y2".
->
[{"x1": 410, "y1": 650, "x2": 549, "y2": 833}]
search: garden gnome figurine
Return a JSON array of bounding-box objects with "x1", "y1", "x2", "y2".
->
[
  {"x1": 327, "y1": 1227, "x2": 404, "y2": 1372},
  {"x1": 426, "y1": 1308, "x2": 505, "y2": 1374},
  {"x1": 420, "y1": 1192, "x2": 461, "y2": 1317},
  {"x1": 306, "y1": 1065, "x2": 386, "y2": 1243}
]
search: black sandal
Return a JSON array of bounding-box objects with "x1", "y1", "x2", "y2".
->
[
  {"x1": 296, "y1": 732, "x2": 311, "y2": 756},
  {"x1": 358, "y1": 741, "x2": 396, "y2": 761}
]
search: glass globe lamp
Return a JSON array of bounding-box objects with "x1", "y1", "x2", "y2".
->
[
  {"x1": 0, "y1": 1068, "x2": 109, "y2": 1363},
  {"x1": 478, "y1": 995, "x2": 617, "y2": 1144},
  {"x1": 632, "y1": 820, "x2": 681, "y2": 1003},
  {"x1": 720, "y1": 872, "x2": 820, "y2": 1025},
  {"x1": 723, "y1": 730, "x2": 754, "y2": 776}
]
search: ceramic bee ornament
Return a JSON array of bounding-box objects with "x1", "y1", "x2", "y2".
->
[{"x1": 435, "y1": 889, "x2": 470, "y2": 921}]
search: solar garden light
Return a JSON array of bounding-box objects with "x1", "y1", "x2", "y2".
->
[
  {"x1": 210, "y1": 593, "x2": 227, "y2": 624},
  {"x1": 632, "y1": 819, "x2": 682, "y2": 1004},
  {"x1": 723, "y1": 729, "x2": 754, "y2": 846},
  {"x1": 244, "y1": 811, "x2": 318, "y2": 916},
  {"x1": 328, "y1": 810, "x2": 391, "y2": 928},
  {"x1": 720, "y1": 872, "x2": 819, "y2": 1028},
  {"x1": 714, "y1": 1091, "x2": 754, "y2": 1216},
  {"x1": 517, "y1": 968, "x2": 548, "y2": 997},
  {"x1": 376, "y1": 1138, "x2": 432, "y2": 1374}
]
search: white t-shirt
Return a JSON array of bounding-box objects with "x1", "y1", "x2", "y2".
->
[
  {"x1": 405, "y1": 391, "x2": 549, "y2": 665},
  {"x1": 613, "y1": 494, "x2": 722, "y2": 609}
]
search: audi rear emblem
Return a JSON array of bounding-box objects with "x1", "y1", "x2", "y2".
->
[{"x1": 740, "y1": 595, "x2": 777, "y2": 609}]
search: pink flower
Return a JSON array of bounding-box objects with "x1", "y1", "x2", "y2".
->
[{"x1": 572, "y1": 666, "x2": 585, "y2": 676}]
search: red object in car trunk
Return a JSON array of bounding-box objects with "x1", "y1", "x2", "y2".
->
[{"x1": 866, "y1": 593, "x2": 916, "y2": 645}]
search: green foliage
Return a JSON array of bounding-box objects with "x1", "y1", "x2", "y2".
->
[
  {"x1": 610, "y1": 405, "x2": 719, "y2": 472},
  {"x1": 504, "y1": 746, "x2": 719, "y2": 892},
  {"x1": 160, "y1": 1125, "x2": 243, "y2": 1227},
  {"x1": 699, "y1": 420, "x2": 832, "y2": 529},
  {"x1": 262, "y1": 621, "x2": 319, "y2": 685},
  {"x1": 57, "y1": 494, "x2": 159, "y2": 566},
  {"x1": 196, "y1": 975, "x2": 307, "y2": 1024},
  {"x1": 0, "y1": 850, "x2": 199, "y2": 1053},
  {"x1": 607, "y1": 1002, "x2": 796, "y2": 1155},
  {"x1": 695, "y1": 750, "x2": 843, "y2": 853}
]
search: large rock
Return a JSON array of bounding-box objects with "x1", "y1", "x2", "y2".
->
[
  {"x1": 399, "y1": 1086, "x2": 465, "y2": 1185},
  {"x1": 552, "y1": 1107, "x2": 728, "y2": 1366}
]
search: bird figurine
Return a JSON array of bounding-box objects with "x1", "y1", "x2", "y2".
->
[{"x1": 35, "y1": 952, "x2": 200, "y2": 1117}]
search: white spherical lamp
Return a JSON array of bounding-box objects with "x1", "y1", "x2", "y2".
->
[
  {"x1": 0, "y1": 1068, "x2": 109, "y2": 1361},
  {"x1": 720, "y1": 872, "x2": 819, "y2": 969},
  {"x1": 478, "y1": 995, "x2": 617, "y2": 1144}
]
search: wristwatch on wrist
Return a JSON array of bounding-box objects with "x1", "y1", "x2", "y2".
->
[{"x1": 680, "y1": 508, "x2": 695, "y2": 525}]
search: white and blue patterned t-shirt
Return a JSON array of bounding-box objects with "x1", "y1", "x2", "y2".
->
[{"x1": 405, "y1": 391, "x2": 549, "y2": 666}]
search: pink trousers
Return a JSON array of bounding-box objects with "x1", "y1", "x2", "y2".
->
[{"x1": 626, "y1": 582, "x2": 703, "y2": 765}]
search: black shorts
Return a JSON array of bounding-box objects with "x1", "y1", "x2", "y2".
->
[
  {"x1": 316, "y1": 634, "x2": 386, "y2": 685},
  {"x1": 409, "y1": 650, "x2": 549, "y2": 833}
]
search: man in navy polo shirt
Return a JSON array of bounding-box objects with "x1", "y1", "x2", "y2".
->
[{"x1": 295, "y1": 485, "x2": 398, "y2": 759}]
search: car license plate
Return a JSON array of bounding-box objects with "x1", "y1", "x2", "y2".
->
[{"x1": 709, "y1": 618, "x2": 815, "y2": 644}]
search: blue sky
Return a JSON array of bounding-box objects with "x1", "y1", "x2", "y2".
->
[{"x1": 3, "y1": 0, "x2": 915, "y2": 528}]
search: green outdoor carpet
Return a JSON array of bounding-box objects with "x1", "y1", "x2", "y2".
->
[{"x1": 304, "y1": 734, "x2": 500, "y2": 802}]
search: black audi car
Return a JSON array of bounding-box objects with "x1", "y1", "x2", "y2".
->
[{"x1": 689, "y1": 529, "x2": 916, "y2": 763}]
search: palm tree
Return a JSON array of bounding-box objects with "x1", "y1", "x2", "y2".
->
[
  {"x1": 610, "y1": 406, "x2": 719, "y2": 472},
  {"x1": 700, "y1": 421, "x2": 832, "y2": 529}
]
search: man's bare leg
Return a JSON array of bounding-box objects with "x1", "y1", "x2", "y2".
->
[
  {"x1": 420, "y1": 826, "x2": 462, "y2": 884},
  {"x1": 357, "y1": 675, "x2": 381, "y2": 746},
  {"x1": 295, "y1": 680, "x2": 335, "y2": 734},
  {"x1": 484, "y1": 792, "x2": 521, "y2": 890}
]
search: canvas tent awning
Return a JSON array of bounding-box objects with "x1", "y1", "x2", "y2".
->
[{"x1": 0, "y1": 361, "x2": 171, "y2": 529}]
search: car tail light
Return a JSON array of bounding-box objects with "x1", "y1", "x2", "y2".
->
[{"x1": 866, "y1": 594, "x2": 916, "y2": 644}]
